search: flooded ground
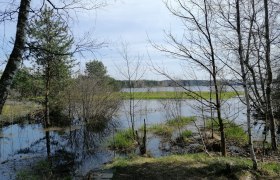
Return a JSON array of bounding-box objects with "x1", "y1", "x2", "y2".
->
[{"x1": 0, "y1": 98, "x2": 272, "y2": 179}]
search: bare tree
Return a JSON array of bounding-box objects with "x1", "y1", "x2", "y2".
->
[
  {"x1": 154, "y1": 0, "x2": 227, "y2": 156},
  {"x1": 216, "y1": 0, "x2": 278, "y2": 151},
  {"x1": 235, "y1": 0, "x2": 258, "y2": 169},
  {"x1": 263, "y1": 0, "x2": 277, "y2": 150},
  {"x1": 117, "y1": 42, "x2": 146, "y2": 139}
]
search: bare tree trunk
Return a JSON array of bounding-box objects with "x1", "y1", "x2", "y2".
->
[
  {"x1": 0, "y1": 0, "x2": 31, "y2": 113},
  {"x1": 215, "y1": 85, "x2": 226, "y2": 156},
  {"x1": 263, "y1": 0, "x2": 277, "y2": 150},
  {"x1": 129, "y1": 80, "x2": 135, "y2": 139},
  {"x1": 45, "y1": 64, "x2": 51, "y2": 127},
  {"x1": 236, "y1": 0, "x2": 258, "y2": 170}
]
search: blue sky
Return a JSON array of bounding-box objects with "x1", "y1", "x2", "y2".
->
[{"x1": 0, "y1": 0, "x2": 209, "y2": 80}]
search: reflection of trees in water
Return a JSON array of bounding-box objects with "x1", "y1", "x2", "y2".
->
[
  {"x1": 36, "y1": 119, "x2": 119, "y2": 176},
  {"x1": 65, "y1": 119, "x2": 119, "y2": 160}
]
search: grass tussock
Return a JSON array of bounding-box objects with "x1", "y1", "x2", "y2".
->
[
  {"x1": 181, "y1": 130, "x2": 193, "y2": 139},
  {"x1": 207, "y1": 119, "x2": 248, "y2": 144},
  {"x1": 148, "y1": 124, "x2": 174, "y2": 137},
  {"x1": 109, "y1": 129, "x2": 136, "y2": 151},
  {"x1": 166, "y1": 116, "x2": 195, "y2": 127},
  {"x1": 142, "y1": 116, "x2": 195, "y2": 138},
  {"x1": 120, "y1": 91, "x2": 241, "y2": 100},
  {"x1": 107, "y1": 154, "x2": 280, "y2": 179}
]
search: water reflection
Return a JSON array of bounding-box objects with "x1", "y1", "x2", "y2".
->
[
  {"x1": 0, "y1": 119, "x2": 118, "y2": 179},
  {"x1": 0, "y1": 98, "x2": 278, "y2": 179}
]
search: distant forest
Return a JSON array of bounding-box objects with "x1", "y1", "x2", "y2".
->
[{"x1": 117, "y1": 79, "x2": 244, "y2": 88}]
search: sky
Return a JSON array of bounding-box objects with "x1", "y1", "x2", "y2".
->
[
  {"x1": 0, "y1": 0, "x2": 210, "y2": 80},
  {"x1": 74, "y1": 0, "x2": 187, "y2": 80}
]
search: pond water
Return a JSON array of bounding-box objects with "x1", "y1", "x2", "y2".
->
[{"x1": 0, "y1": 97, "x2": 272, "y2": 179}]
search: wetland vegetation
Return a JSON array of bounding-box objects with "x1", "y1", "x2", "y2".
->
[{"x1": 1, "y1": 0, "x2": 280, "y2": 179}]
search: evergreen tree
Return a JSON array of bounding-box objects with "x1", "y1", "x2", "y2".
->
[{"x1": 27, "y1": 6, "x2": 74, "y2": 126}]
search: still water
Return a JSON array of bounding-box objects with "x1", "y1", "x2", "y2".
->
[{"x1": 0, "y1": 97, "x2": 268, "y2": 179}]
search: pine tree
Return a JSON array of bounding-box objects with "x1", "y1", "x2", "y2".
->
[{"x1": 27, "y1": 6, "x2": 74, "y2": 127}]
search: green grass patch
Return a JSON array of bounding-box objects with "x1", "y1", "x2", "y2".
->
[
  {"x1": 119, "y1": 91, "x2": 241, "y2": 100},
  {"x1": 166, "y1": 116, "x2": 195, "y2": 127},
  {"x1": 181, "y1": 130, "x2": 193, "y2": 138},
  {"x1": 206, "y1": 119, "x2": 248, "y2": 144},
  {"x1": 141, "y1": 116, "x2": 195, "y2": 138},
  {"x1": 106, "y1": 154, "x2": 280, "y2": 179},
  {"x1": 261, "y1": 162, "x2": 280, "y2": 176},
  {"x1": 147, "y1": 124, "x2": 174, "y2": 137},
  {"x1": 109, "y1": 129, "x2": 136, "y2": 151}
]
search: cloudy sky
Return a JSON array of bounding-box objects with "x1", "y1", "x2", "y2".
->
[
  {"x1": 75, "y1": 0, "x2": 187, "y2": 80},
  {"x1": 0, "y1": 0, "x2": 208, "y2": 80}
]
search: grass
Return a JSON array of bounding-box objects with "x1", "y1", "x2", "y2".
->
[
  {"x1": 206, "y1": 119, "x2": 248, "y2": 144},
  {"x1": 181, "y1": 130, "x2": 193, "y2": 138},
  {"x1": 142, "y1": 116, "x2": 195, "y2": 138},
  {"x1": 0, "y1": 101, "x2": 42, "y2": 125},
  {"x1": 106, "y1": 153, "x2": 280, "y2": 179},
  {"x1": 109, "y1": 129, "x2": 136, "y2": 151},
  {"x1": 147, "y1": 124, "x2": 174, "y2": 137},
  {"x1": 261, "y1": 162, "x2": 280, "y2": 176},
  {"x1": 166, "y1": 116, "x2": 195, "y2": 127},
  {"x1": 119, "y1": 91, "x2": 241, "y2": 100}
]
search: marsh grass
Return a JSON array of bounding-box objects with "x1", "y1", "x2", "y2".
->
[
  {"x1": 147, "y1": 124, "x2": 174, "y2": 137},
  {"x1": 120, "y1": 91, "x2": 241, "y2": 100},
  {"x1": 181, "y1": 130, "x2": 193, "y2": 138},
  {"x1": 107, "y1": 153, "x2": 280, "y2": 179},
  {"x1": 206, "y1": 119, "x2": 248, "y2": 144},
  {"x1": 166, "y1": 116, "x2": 195, "y2": 127},
  {"x1": 140, "y1": 116, "x2": 195, "y2": 138},
  {"x1": 109, "y1": 129, "x2": 136, "y2": 151},
  {"x1": 0, "y1": 101, "x2": 41, "y2": 125}
]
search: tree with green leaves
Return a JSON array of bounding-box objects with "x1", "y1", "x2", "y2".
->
[
  {"x1": 86, "y1": 60, "x2": 107, "y2": 79},
  {"x1": 27, "y1": 6, "x2": 74, "y2": 127},
  {"x1": 11, "y1": 67, "x2": 44, "y2": 98}
]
